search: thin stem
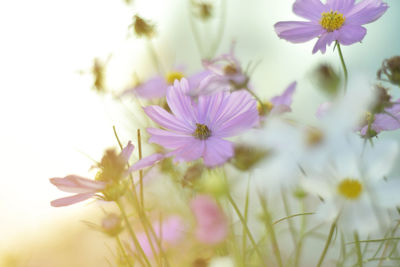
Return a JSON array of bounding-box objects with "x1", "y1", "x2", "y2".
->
[
  {"x1": 259, "y1": 195, "x2": 283, "y2": 267},
  {"x1": 281, "y1": 189, "x2": 297, "y2": 248},
  {"x1": 116, "y1": 235, "x2": 133, "y2": 267},
  {"x1": 242, "y1": 178, "x2": 250, "y2": 265},
  {"x1": 208, "y1": 0, "x2": 227, "y2": 58},
  {"x1": 294, "y1": 201, "x2": 307, "y2": 267},
  {"x1": 227, "y1": 194, "x2": 265, "y2": 265},
  {"x1": 116, "y1": 200, "x2": 152, "y2": 267},
  {"x1": 336, "y1": 42, "x2": 348, "y2": 93},
  {"x1": 317, "y1": 220, "x2": 337, "y2": 267},
  {"x1": 245, "y1": 87, "x2": 265, "y2": 111},
  {"x1": 137, "y1": 129, "x2": 144, "y2": 208},
  {"x1": 354, "y1": 232, "x2": 363, "y2": 267}
]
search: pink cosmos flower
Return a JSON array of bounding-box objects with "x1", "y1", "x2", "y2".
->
[
  {"x1": 190, "y1": 195, "x2": 228, "y2": 244},
  {"x1": 144, "y1": 78, "x2": 259, "y2": 167},
  {"x1": 274, "y1": 0, "x2": 388, "y2": 54},
  {"x1": 130, "y1": 215, "x2": 186, "y2": 257},
  {"x1": 122, "y1": 69, "x2": 211, "y2": 99},
  {"x1": 50, "y1": 141, "x2": 157, "y2": 207},
  {"x1": 360, "y1": 99, "x2": 400, "y2": 136}
]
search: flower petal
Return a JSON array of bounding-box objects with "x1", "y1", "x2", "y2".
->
[
  {"x1": 274, "y1": 21, "x2": 324, "y2": 43},
  {"x1": 270, "y1": 82, "x2": 296, "y2": 114},
  {"x1": 346, "y1": 0, "x2": 388, "y2": 25},
  {"x1": 147, "y1": 128, "x2": 194, "y2": 149},
  {"x1": 326, "y1": 0, "x2": 355, "y2": 14},
  {"x1": 144, "y1": 105, "x2": 193, "y2": 133},
  {"x1": 337, "y1": 25, "x2": 367, "y2": 45},
  {"x1": 130, "y1": 153, "x2": 165, "y2": 171},
  {"x1": 312, "y1": 31, "x2": 338, "y2": 54},
  {"x1": 120, "y1": 141, "x2": 135, "y2": 163},
  {"x1": 210, "y1": 90, "x2": 259, "y2": 137},
  {"x1": 166, "y1": 79, "x2": 196, "y2": 125},
  {"x1": 202, "y1": 137, "x2": 234, "y2": 167},
  {"x1": 170, "y1": 138, "x2": 205, "y2": 162},
  {"x1": 50, "y1": 193, "x2": 95, "y2": 207},
  {"x1": 293, "y1": 0, "x2": 327, "y2": 21},
  {"x1": 50, "y1": 175, "x2": 106, "y2": 193},
  {"x1": 126, "y1": 76, "x2": 167, "y2": 99}
]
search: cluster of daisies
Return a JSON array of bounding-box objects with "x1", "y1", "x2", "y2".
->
[{"x1": 49, "y1": 0, "x2": 400, "y2": 266}]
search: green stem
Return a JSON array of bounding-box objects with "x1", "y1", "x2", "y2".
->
[
  {"x1": 336, "y1": 42, "x2": 348, "y2": 94},
  {"x1": 281, "y1": 189, "x2": 297, "y2": 247},
  {"x1": 354, "y1": 232, "x2": 363, "y2": 267},
  {"x1": 116, "y1": 235, "x2": 133, "y2": 267},
  {"x1": 316, "y1": 220, "x2": 337, "y2": 267},
  {"x1": 116, "y1": 200, "x2": 152, "y2": 267},
  {"x1": 259, "y1": 195, "x2": 283, "y2": 267},
  {"x1": 227, "y1": 194, "x2": 265, "y2": 265},
  {"x1": 294, "y1": 201, "x2": 307, "y2": 267}
]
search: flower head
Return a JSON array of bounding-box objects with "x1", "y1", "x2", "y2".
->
[
  {"x1": 274, "y1": 0, "x2": 388, "y2": 54},
  {"x1": 49, "y1": 142, "x2": 134, "y2": 207},
  {"x1": 144, "y1": 78, "x2": 259, "y2": 167}
]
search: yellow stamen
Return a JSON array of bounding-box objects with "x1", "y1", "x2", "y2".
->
[
  {"x1": 165, "y1": 71, "x2": 185, "y2": 85},
  {"x1": 337, "y1": 178, "x2": 363, "y2": 200},
  {"x1": 224, "y1": 64, "x2": 238, "y2": 75},
  {"x1": 193, "y1": 123, "x2": 211, "y2": 140},
  {"x1": 320, "y1": 11, "x2": 345, "y2": 32}
]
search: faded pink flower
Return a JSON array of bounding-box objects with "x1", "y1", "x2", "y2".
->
[
  {"x1": 130, "y1": 215, "x2": 186, "y2": 257},
  {"x1": 269, "y1": 82, "x2": 297, "y2": 115},
  {"x1": 49, "y1": 141, "x2": 134, "y2": 207},
  {"x1": 191, "y1": 195, "x2": 228, "y2": 244}
]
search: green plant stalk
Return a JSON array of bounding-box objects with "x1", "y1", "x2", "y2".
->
[
  {"x1": 116, "y1": 235, "x2": 134, "y2": 267},
  {"x1": 336, "y1": 42, "x2": 348, "y2": 93},
  {"x1": 259, "y1": 195, "x2": 283, "y2": 267},
  {"x1": 227, "y1": 194, "x2": 265, "y2": 265},
  {"x1": 316, "y1": 220, "x2": 337, "y2": 267},
  {"x1": 354, "y1": 232, "x2": 363, "y2": 267},
  {"x1": 116, "y1": 200, "x2": 152, "y2": 267}
]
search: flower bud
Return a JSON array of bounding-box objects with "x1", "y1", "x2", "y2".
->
[
  {"x1": 370, "y1": 85, "x2": 392, "y2": 114},
  {"x1": 378, "y1": 56, "x2": 400, "y2": 87},
  {"x1": 192, "y1": 1, "x2": 213, "y2": 21},
  {"x1": 231, "y1": 144, "x2": 268, "y2": 171},
  {"x1": 96, "y1": 149, "x2": 127, "y2": 182},
  {"x1": 313, "y1": 63, "x2": 340, "y2": 97},
  {"x1": 101, "y1": 213, "x2": 123, "y2": 236},
  {"x1": 132, "y1": 15, "x2": 156, "y2": 38},
  {"x1": 182, "y1": 163, "x2": 205, "y2": 188}
]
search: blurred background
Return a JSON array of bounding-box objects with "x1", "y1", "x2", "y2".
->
[{"x1": 0, "y1": 0, "x2": 399, "y2": 266}]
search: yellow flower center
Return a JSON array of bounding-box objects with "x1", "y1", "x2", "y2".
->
[
  {"x1": 193, "y1": 123, "x2": 211, "y2": 140},
  {"x1": 224, "y1": 64, "x2": 238, "y2": 75},
  {"x1": 165, "y1": 71, "x2": 185, "y2": 85},
  {"x1": 320, "y1": 11, "x2": 345, "y2": 32},
  {"x1": 337, "y1": 178, "x2": 363, "y2": 200}
]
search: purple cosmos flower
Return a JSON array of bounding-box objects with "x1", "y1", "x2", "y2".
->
[
  {"x1": 274, "y1": 0, "x2": 389, "y2": 54},
  {"x1": 122, "y1": 68, "x2": 211, "y2": 99},
  {"x1": 360, "y1": 99, "x2": 400, "y2": 136},
  {"x1": 144, "y1": 78, "x2": 259, "y2": 167}
]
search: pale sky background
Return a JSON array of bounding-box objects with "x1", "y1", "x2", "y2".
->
[{"x1": 0, "y1": 0, "x2": 399, "y2": 251}]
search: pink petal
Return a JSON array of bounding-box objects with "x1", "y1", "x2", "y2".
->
[
  {"x1": 202, "y1": 137, "x2": 234, "y2": 167},
  {"x1": 312, "y1": 31, "x2": 338, "y2": 54},
  {"x1": 346, "y1": 0, "x2": 388, "y2": 25},
  {"x1": 130, "y1": 76, "x2": 167, "y2": 99},
  {"x1": 337, "y1": 25, "x2": 367, "y2": 45},
  {"x1": 293, "y1": 0, "x2": 327, "y2": 21},
  {"x1": 130, "y1": 153, "x2": 165, "y2": 171},
  {"x1": 316, "y1": 102, "x2": 332, "y2": 119},
  {"x1": 144, "y1": 105, "x2": 193, "y2": 133},
  {"x1": 210, "y1": 90, "x2": 259, "y2": 137},
  {"x1": 191, "y1": 195, "x2": 228, "y2": 244},
  {"x1": 166, "y1": 79, "x2": 197, "y2": 124},
  {"x1": 50, "y1": 193, "x2": 94, "y2": 207},
  {"x1": 326, "y1": 0, "x2": 355, "y2": 14},
  {"x1": 274, "y1": 21, "x2": 325, "y2": 43},
  {"x1": 270, "y1": 81, "x2": 296, "y2": 115},
  {"x1": 155, "y1": 216, "x2": 186, "y2": 245},
  {"x1": 50, "y1": 175, "x2": 106, "y2": 193},
  {"x1": 147, "y1": 128, "x2": 195, "y2": 150},
  {"x1": 171, "y1": 138, "x2": 205, "y2": 163},
  {"x1": 120, "y1": 141, "x2": 135, "y2": 163}
]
